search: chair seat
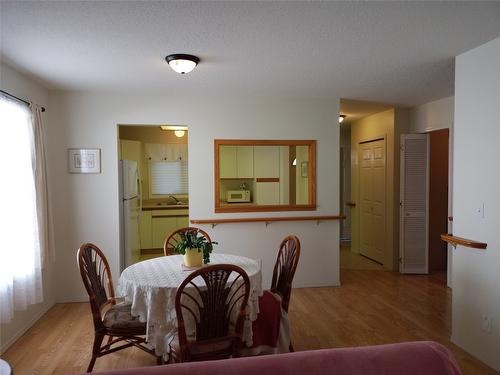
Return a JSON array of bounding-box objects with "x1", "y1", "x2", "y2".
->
[{"x1": 103, "y1": 303, "x2": 146, "y2": 330}]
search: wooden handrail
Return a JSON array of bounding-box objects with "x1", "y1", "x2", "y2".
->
[
  {"x1": 440, "y1": 234, "x2": 487, "y2": 249},
  {"x1": 191, "y1": 215, "x2": 345, "y2": 227},
  {"x1": 346, "y1": 202, "x2": 356, "y2": 207}
]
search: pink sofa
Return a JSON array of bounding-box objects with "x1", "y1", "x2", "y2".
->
[{"x1": 91, "y1": 341, "x2": 462, "y2": 374}]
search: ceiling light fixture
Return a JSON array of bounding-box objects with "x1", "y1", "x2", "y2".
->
[
  {"x1": 160, "y1": 125, "x2": 188, "y2": 137},
  {"x1": 165, "y1": 54, "x2": 200, "y2": 74},
  {"x1": 339, "y1": 115, "x2": 346, "y2": 123}
]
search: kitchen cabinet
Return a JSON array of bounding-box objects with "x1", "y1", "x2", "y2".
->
[
  {"x1": 219, "y1": 145, "x2": 254, "y2": 178},
  {"x1": 151, "y1": 217, "x2": 178, "y2": 248},
  {"x1": 236, "y1": 146, "x2": 254, "y2": 178},
  {"x1": 144, "y1": 143, "x2": 188, "y2": 162},
  {"x1": 140, "y1": 210, "x2": 152, "y2": 249},
  {"x1": 141, "y1": 208, "x2": 189, "y2": 249},
  {"x1": 255, "y1": 182, "x2": 280, "y2": 205},
  {"x1": 254, "y1": 146, "x2": 280, "y2": 178},
  {"x1": 219, "y1": 146, "x2": 237, "y2": 178}
]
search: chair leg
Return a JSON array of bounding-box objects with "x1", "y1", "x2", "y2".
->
[
  {"x1": 157, "y1": 355, "x2": 164, "y2": 365},
  {"x1": 289, "y1": 342, "x2": 294, "y2": 352},
  {"x1": 87, "y1": 332, "x2": 104, "y2": 373},
  {"x1": 105, "y1": 335, "x2": 114, "y2": 349}
]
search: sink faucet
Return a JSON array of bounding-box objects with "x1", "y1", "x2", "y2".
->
[{"x1": 169, "y1": 195, "x2": 181, "y2": 204}]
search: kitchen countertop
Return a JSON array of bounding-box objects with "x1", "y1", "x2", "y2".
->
[{"x1": 142, "y1": 199, "x2": 189, "y2": 210}]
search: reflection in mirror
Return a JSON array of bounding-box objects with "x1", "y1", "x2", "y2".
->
[{"x1": 215, "y1": 140, "x2": 316, "y2": 213}]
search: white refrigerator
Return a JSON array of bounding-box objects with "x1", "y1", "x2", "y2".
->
[{"x1": 119, "y1": 159, "x2": 141, "y2": 270}]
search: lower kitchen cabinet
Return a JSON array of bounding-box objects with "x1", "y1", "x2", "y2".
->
[
  {"x1": 141, "y1": 209, "x2": 189, "y2": 249},
  {"x1": 151, "y1": 217, "x2": 178, "y2": 248},
  {"x1": 140, "y1": 211, "x2": 152, "y2": 249}
]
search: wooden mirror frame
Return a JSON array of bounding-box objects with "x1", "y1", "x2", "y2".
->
[{"x1": 214, "y1": 139, "x2": 316, "y2": 213}]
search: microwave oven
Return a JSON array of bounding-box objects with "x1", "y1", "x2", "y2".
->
[{"x1": 227, "y1": 190, "x2": 251, "y2": 203}]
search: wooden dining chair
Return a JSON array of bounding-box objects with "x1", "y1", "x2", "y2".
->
[
  {"x1": 270, "y1": 235, "x2": 301, "y2": 313},
  {"x1": 77, "y1": 243, "x2": 161, "y2": 372},
  {"x1": 173, "y1": 264, "x2": 250, "y2": 363},
  {"x1": 246, "y1": 235, "x2": 301, "y2": 355},
  {"x1": 163, "y1": 227, "x2": 212, "y2": 256}
]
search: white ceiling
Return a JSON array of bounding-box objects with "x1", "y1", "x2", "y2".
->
[
  {"x1": 2, "y1": 1, "x2": 500, "y2": 106},
  {"x1": 340, "y1": 99, "x2": 394, "y2": 124}
]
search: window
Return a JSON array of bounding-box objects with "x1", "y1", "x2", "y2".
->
[
  {"x1": 0, "y1": 95, "x2": 43, "y2": 323},
  {"x1": 150, "y1": 161, "x2": 188, "y2": 195}
]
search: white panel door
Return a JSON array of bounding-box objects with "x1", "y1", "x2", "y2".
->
[
  {"x1": 359, "y1": 139, "x2": 386, "y2": 264},
  {"x1": 400, "y1": 134, "x2": 429, "y2": 274}
]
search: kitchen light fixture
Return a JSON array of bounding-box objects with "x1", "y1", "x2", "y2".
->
[
  {"x1": 339, "y1": 115, "x2": 346, "y2": 123},
  {"x1": 160, "y1": 125, "x2": 188, "y2": 138},
  {"x1": 165, "y1": 54, "x2": 200, "y2": 74}
]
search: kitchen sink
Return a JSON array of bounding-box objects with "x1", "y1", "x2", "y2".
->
[{"x1": 156, "y1": 201, "x2": 186, "y2": 206}]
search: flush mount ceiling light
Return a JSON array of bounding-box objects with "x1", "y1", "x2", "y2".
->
[
  {"x1": 160, "y1": 125, "x2": 188, "y2": 138},
  {"x1": 339, "y1": 115, "x2": 346, "y2": 123},
  {"x1": 165, "y1": 54, "x2": 200, "y2": 74}
]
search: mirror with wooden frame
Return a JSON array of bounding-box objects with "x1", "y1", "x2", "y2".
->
[{"x1": 214, "y1": 140, "x2": 316, "y2": 213}]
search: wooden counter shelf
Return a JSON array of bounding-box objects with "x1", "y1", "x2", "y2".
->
[
  {"x1": 440, "y1": 234, "x2": 487, "y2": 250},
  {"x1": 191, "y1": 215, "x2": 345, "y2": 228}
]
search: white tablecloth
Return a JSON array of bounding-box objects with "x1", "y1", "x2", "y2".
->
[{"x1": 117, "y1": 254, "x2": 262, "y2": 356}]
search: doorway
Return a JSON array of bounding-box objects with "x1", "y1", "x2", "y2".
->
[
  {"x1": 428, "y1": 129, "x2": 449, "y2": 275},
  {"x1": 359, "y1": 138, "x2": 386, "y2": 264},
  {"x1": 118, "y1": 125, "x2": 189, "y2": 270}
]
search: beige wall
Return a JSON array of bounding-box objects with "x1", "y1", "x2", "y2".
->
[
  {"x1": 295, "y1": 145, "x2": 309, "y2": 204},
  {"x1": 46, "y1": 92, "x2": 341, "y2": 303},
  {"x1": 452, "y1": 37, "x2": 500, "y2": 371},
  {"x1": 350, "y1": 109, "x2": 409, "y2": 270}
]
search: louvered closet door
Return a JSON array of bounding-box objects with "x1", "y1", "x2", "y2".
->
[
  {"x1": 359, "y1": 139, "x2": 386, "y2": 264},
  {"x1": 400, "y1": 134, "x2": 429, "y2": 274}
]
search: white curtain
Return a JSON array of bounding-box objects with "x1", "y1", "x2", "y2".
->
[
  {"x1": 30, "y1": 102, "x2": 55, "y2": 266},
  {"x1": 0, "y1": 96, "x2": 43, "y2": 323}
]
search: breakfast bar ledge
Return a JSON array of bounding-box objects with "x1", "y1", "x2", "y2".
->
[{"x1": 190, "y1": 215, "x2": 345, "y2": 228}]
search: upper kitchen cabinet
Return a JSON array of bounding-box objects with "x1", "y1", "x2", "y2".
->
[
  {"x1": 219, "y1": 145, "x2": 254, "y2": 178},
  {"x1": 120, "y1": 139, "x2": 142, "y2": 162},
  {"x1": 214, "y1": 139, "x2": 316, "y2": 213},
  {"x1": 254, "y1": 146, "x2": 279, "y2": 178},
  {"x1": 144, "y1": 143, "x2": 188, "y2": 162}
]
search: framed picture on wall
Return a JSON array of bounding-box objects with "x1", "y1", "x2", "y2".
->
[
  {"x1": 68, "y1": 148, "x2": 101, "y2": 173},
  {"x1": 301, "y1": 161, "x2": 308, "y2": 177}
]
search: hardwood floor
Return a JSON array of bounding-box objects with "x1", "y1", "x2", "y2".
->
[{"x1": 2, "y1": 268, "x2": 498, "y2": 374}]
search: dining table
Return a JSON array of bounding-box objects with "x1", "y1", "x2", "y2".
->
[{"x1": 117, "y1": 253, "x2": 263, "y2": 357}]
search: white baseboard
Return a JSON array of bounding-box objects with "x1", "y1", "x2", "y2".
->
[{"x1": 0, "y1": 302, "x2": 55, "y2": 354}]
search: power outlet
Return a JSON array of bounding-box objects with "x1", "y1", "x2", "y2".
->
[{"x1": 481, "y1": 314, "x2": 493, "y2": 334}]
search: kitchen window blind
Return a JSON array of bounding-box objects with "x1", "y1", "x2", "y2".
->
[{"x1": 150, "y1": 161, "x2": 188, "y2": 195}]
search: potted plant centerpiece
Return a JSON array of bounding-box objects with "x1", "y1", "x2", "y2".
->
[{"x1": 175, "y1": 229, "x2": 217, "y2": 267}]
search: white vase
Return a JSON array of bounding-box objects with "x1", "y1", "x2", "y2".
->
[{"x1": 183, "y1": 248, "x2": 203, "y2": 267}]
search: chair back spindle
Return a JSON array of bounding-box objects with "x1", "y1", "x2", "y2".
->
[
  {"x1": 270, "y1": 235, "x2": 301, "y2": 312},
  {"x1": 164, "y1": 227, "x2": 212, "y2": 256},
  {"x1": 77, "y1": 243, "x2": 115, "y2": 329},
  {"x1": 175, "y1": 264, "x2": 250, "y2": 362}
]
